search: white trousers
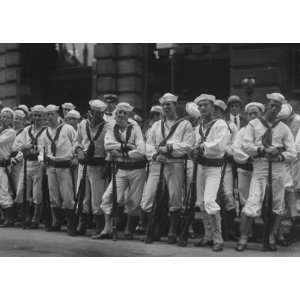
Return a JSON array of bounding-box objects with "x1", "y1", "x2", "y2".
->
[
  {"x1": 77, "y1": 164, "x2": 107, "y2": 215},
  {"x1": 47, "y1": 167, "x2": 75, "y2": 210},
  {"x1": 101, "y1": 168, "x2": 146, "y2": 216},
  {"x1": 16, "y1": 161, "x2": 44, "y2": 205},
  {"x1": 196, "y1": 165, "x2": 222, "y2": 215},
  {"x1": 243, "y1": 161, "x2": 285, "y2": 218},
  {"x1": 141, "y1": 161, "x2": 184, "y2": 213},
  {"x1": 0, "y1": 167, "x2": 14, "y2": 208}
]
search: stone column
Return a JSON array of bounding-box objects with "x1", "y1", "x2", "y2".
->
[{"x1": 94, "y1": 43, "x2": 145, "y2": 113}]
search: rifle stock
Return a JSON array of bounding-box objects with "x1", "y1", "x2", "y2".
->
[
  {"x1": 145, "y1": 163, "x2": 165, "y2": 242},
  {"x1": 262, "y1": 160, "x2": 273, "y2": 248},
  {"x1": 111, "y1": 160, "x2": 118, "y2": 241},
  {"x1": 178, "y1": 160, "x2": 198, "y2": 245},
  {"x1": 22, "y1": 156, "x2": 27, "y2": 229}
]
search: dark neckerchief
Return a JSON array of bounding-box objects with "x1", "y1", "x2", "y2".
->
[
  {"x1": 28, "y1": 125, "x2": 46, "y2": 147},
  {"x1": 258, "y1": 117, "x2": 281, "y2": 148},
  {"x1": 46, "y1": 124, "x2": 65, "y2": 157},
  {"x1": 113, "y1": 123, "x2": 134, "y2": 158},
  {"x1": 85, "y1": 120, "x2": 106, "y2": 158},
  {"x1": 199, "y1": 118, "x2": 219, "y2": 143}
]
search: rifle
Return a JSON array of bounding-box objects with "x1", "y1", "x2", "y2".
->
[
  {"x1": 145, "y1": 162, "x2": 165, "y2": 243},
  {"x1": 73, "y1": 159, "x2": 88, "y2": 228},
  {"x1": 42, "y1": 147, "x2": 51, "y2": 229},
  {"x1": 262, "y1": 159, "x2": 273, "y2": 250},
  {"x1": 178, "y1": 160, "x2": 198, "y2": 246},
  {"x1": 216, "y1": 161, "x2": 229, "y2": 240},
  {"x1": 111, "y1": 159, "x2": 118, "y2": 241},
  {"x1": 22, "y1": 155, "x2": 27, "y2": 229}
]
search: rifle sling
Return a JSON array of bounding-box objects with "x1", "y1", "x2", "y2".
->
[{"x1": 159, "y1": 118, "x2": 184, "y2": 146}]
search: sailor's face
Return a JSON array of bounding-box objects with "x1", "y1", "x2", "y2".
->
[
  {"x1": 89, "y1": 109, "x2": 103, "y2": 124},
  {"x1": 162, "y1": 102, "x2": 176, "y2": 115},
  {"x1": 65, "y1": 117, "x2": 78, "y2": 129},
  {"x1": 47, "y1": 111, "x2": 58, "y2": 124},
  {"x1": 116, "y1": 109, "x2": 129, "y2": 125},
  {"x1": 63, "y1": 108, "x2": 71, "y2": 117},
  {"x1": 229, "y1": 102, "x2": 242, "y2": 116},
  {"x1": 32, "y1": 111, "x2": 43, "y2": 123},
  {"x1": 14, "y1": 115, "x2": 25, "y2": 129},
  {"x1": 266, "y1": 100, "x2": 282, "y2": 118},
  {"x1": 0, "y1": 111, "x2": 13, "y2": 127},
  {"x1": 198, "y1": 100, "x2": 214, "y2": 117},
  {"x1": 247, "y1": 107, "x2": 261, "y2": 120}
]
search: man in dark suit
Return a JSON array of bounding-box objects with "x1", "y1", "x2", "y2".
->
[{"x1": 226, "y1": 95, "x2": 247, "y2": 129}]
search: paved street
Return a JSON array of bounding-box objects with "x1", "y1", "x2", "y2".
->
[{"x1": 0, "y1": 227, "x2": 299, "y2": 256}]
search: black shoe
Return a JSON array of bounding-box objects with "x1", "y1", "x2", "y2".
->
[
  {"x1": 262, "y1": 243, "x2": 277, "y2": 252},
  {"x1": 29, "y1": 222, "x2": 39, "y2": 229},
  {"x1": 194, "y1": 239, "x2": 213, "y2": 247},
  {"x1": 92, "y1": 232, "x2": 112, "y2": 240},
  {"x1": 144, "y1": 235, "x2": 153, "y2": 244},
  {"x1": 46, "y1": 224, "x2": 61, "y2": 232},
  {"x1": 276, "y1": 238, "x2": 289, "y2": 247},
  {"x1": 124, "y1": 232, "x2": 134, "y2": 240},
  {"x1": 212, "y1": 243, "x2": 224, "y2": 252},
  {"x1": 235, "y1": 243, "x2": 247, "y2": 252},
  {"x1": 167, "y1": 235, "x2": 177, "y2": 244},
  {"x1": 177, "y1": 239, "x2": 188, "y2": 247}
]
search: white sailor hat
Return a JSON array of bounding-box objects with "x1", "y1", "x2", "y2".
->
[
  {"x1": 1, "y1": 107, "x2": 15, "y2": 117},
  {"x1": 14, "y1": 109, "x2": 26, "y2": 118},
  {"x1": 185, "y1": 102, "x2": 200, "y2": 118},
  {"x1": 66, "y1": 109, "x2": 81, "y2": 119},
  {"x1": 245, "y1": 102, "x2": 265, "y2": 113},
  {"x1": 62, "y1": 102, "x2": 76, "y2": 110},
  {"x1": 116, "y1": 102, "x2": 134, "y2": 112},
  {"x1": 194, "y1": 94, "x2": 216, "y2": 105},
  {"x1": 266, "y1": 92, "x2": 287, "y2": 104},
  {"x1": 214, "y1": 99, "x2": 227, "y2": 112},
  {"x1": 227, "y1": 95, "x2": 242, "y2": 105},
  {"x1": 89, "y1": 99, "x2": 107, "y2": 112},
  {"x1": 277, "y1": 103, "x2": 293, "y2": 119},
  {"x1": 150, "y1": 105, "x2": 163, "y2": 114},
  {"x1": 45, "y1": 104, "x2": 60, "y2": 112},
  {"x1": 31, "y1": 105, "x2": 46, "y2": 113},
  {"x1": 159, "y1": 92, "x2": 178, "y2": 104},
  {"x1": 17, "y1": 104, "x2": 29, "y2": 115}
]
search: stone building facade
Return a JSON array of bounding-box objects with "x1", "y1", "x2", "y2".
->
[{"x1": 0, "y1": 43, "x2": 299, "y2": 114}]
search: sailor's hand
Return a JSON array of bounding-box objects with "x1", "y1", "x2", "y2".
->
[
  {"x1": 126, "y1": 143, "x2": 136, "y2": 150},
  {"x1": 158, "y1": 146, "x2": 168, "y2": 154},
  {"x1": 265, "y1": 146, "x2": 279, "y2": 156},
  {"x1": 156, "y1": 154, "x2": 167, "y2": 163},
  {"x1": 268, "y1": 154, "x2": 285, "y2": 162},
  {"x1": 77, "y1": 149, "x2": 85, "y2": 161},
  {"x1": 22, "y1": 144, "x2": 33, "y2": 150},
  {"x1": 11, "y1": 158, "x2": 19, "y2": 166},
  {"x1": 70, "y1": 158, "x2": 78, "y2": 167},
  {"x1": 110, "y1": 150, "x2": 122, "y2": 158}
]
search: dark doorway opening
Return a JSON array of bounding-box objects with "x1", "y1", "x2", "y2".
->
[{"x1": 20, "y1": 43, "x2": 93, "y2": 113}]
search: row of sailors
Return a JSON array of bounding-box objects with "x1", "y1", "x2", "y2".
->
[{"x1": 0, "y1": 92, "x2": 298, "y2": 252}]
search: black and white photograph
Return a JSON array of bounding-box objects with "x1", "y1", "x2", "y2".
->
[
  {"x1": 1, "y1": 2, "x2": 300, "y2": 300},
  {"x1": 1, "y1": 42, "x2": 300, "y2": 257}
]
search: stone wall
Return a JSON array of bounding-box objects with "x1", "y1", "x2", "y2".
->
[{"x1": 0, "y1": 44, "x2": 21, "y2": 107}]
